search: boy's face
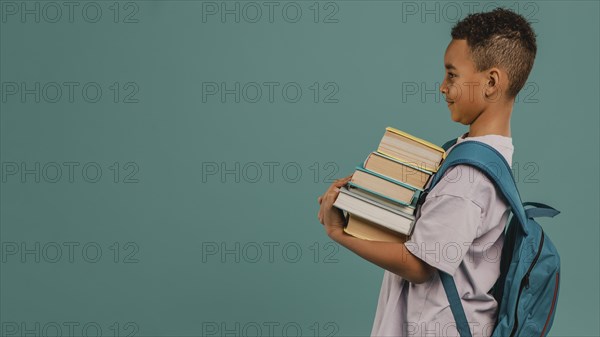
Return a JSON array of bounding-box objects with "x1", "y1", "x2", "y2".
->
[{"x1": 440, "y1": 39, "x2": 490, "y2": 125}]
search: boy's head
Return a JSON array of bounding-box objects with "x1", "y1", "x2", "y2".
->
[{"x1": 440, "y1": 8, "x2": 537, "y2": 125}]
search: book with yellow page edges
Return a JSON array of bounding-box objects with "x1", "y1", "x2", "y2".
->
[
  {"x1": 334, "y1": 127, "x2": 446, "y2": 242},
  {"x1": 377, "y1": 127, "x2": 446, "y2": 173},
  {"x1": 344, "y1": 213, "x2": 408, "y2": 243}
]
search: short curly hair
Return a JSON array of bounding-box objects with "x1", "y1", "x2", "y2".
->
[{"x1": 451, "y1": 8, "x2": 537, "y2": 98}]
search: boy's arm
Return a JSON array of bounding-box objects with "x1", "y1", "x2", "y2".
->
[
  {"x1": 318, "y1": 177, "x2": 435, "y2": 284},
  {"x1": 329, "y1": 230, "x2": 435, "y2": 284}
]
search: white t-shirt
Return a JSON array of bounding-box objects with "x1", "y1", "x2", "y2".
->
[{"x1": 370, "y1": 133, "x2": 514, "y2": 337}]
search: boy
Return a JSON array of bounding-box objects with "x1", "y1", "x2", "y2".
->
[{"x1": 317, "y1": 8, "x2": 537, "y2": 337}]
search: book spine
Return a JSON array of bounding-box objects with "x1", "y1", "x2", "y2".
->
[
  {"x1": 354, "y1": 166, "x2": 421, "y2": 192},
  {"x1": 348, "y1": 181, "x2": 417, "y2": 208}
]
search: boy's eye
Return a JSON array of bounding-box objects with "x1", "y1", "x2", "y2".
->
[{"x1": 447, "y1": 72, "x2": 456, "y2": 79}]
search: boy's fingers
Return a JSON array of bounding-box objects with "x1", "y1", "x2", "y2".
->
[
  {"x1": 323, "y1": 176, "x2": 350, "y2": 201},
  {"x1": 317, "y1": 176, "x2": 351, "y2": 225},
  {"x1": 335, "y1": 175, "x2": 352, "y2": 182},
  {"x1": 322, "y1": 189, "x2": 340, "y2": 206},
  {"x1": 326, "y1": 175, "x2": 352, "y2": 192},
  {"x1": 334, "y1": 178, "x2": 350, "y2": 187}
]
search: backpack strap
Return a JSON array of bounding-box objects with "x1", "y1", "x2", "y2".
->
[
  {"x1": 523, "y1": 201, "x2": 561, "y2": 219},
  {"x1": 428, "y1": 140, "x2": 530, "y2": 234},
  {"x1": 439, "y1": 271, "x2": 473, "y2": 337},
  {"x1": 414, "y1": 137, "x2": 458, "y2": 208},
  {"x1": 441, "y1": 137, "x2": 459, "y2": 151}
]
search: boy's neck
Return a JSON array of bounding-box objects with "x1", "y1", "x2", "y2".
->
[{"x1": 467, "y1": 100, "x2": 513, "y2": 138}]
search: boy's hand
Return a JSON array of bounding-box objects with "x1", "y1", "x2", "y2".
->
[{"x1": 317, "y1": 174, "x2": 353, "y2": 238}]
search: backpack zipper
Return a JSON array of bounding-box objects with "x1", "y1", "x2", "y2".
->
[
  {"x1": 508, "y1": 231, "x2": 545, "y2": 337},
  {"x1": 539, "y1": 272, "x2": 560, "y2": 337}
]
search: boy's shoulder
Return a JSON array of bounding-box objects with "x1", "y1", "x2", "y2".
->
[{"x1": 428, "y1": 133, "x2": 514, "y2": 206}]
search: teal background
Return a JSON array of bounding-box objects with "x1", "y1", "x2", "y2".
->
[{"x1": 1, "y1": 1, "x2": 598, "y2": 336}]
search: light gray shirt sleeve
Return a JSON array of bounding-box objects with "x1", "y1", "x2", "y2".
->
[{"x1": 405, "y1": 192, "x2": 483, "y2": 276}]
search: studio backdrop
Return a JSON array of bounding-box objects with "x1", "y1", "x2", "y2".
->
[{"x1": 1, "y1": 1, "x2": 598, "y2": 336}]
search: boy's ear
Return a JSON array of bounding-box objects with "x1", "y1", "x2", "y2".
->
[{"x1": 484, "y1": 67, "x2": 503, "y2": 102}]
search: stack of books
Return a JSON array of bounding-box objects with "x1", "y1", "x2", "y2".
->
[{"x1": 333, "y1": 127, "x2": 446, "y2": 243}]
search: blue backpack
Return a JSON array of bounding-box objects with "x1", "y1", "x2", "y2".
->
[{"x1": 417, "y1": 138, "x2": 561, "y2": 337}]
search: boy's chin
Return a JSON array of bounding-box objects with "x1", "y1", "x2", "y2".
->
[
  {"x1": 449, "y1": 108, "x2": 460, "y2": 122},
  {"x1": 449, "y1": 108, "x2": 469, "y2": 125}
]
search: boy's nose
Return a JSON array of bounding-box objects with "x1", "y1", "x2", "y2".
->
[{"x1": 439, "y1": 82, "x2": 447, "y2": 95}]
